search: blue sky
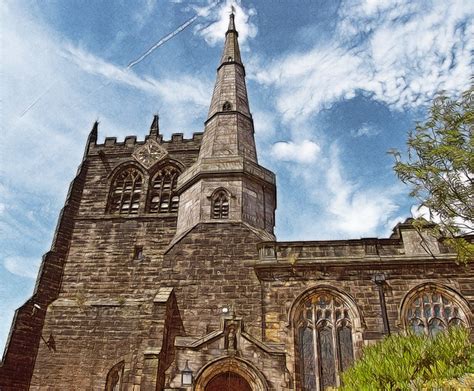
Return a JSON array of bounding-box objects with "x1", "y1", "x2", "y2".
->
[{"x1": 0, "y1": 0, "x2": 472, "y2": 352}]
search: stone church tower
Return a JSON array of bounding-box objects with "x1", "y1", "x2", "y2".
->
[{"x1": 1, "y1": 13, "x2": 473, "y2": 391}]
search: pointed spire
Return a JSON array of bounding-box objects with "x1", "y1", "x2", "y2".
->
[
  {"x1": 219, "y1": 11, "x2": 242, "y2": 67},
  {"x1": 89, "y1": 120, "x2": 98, "y2": 144},
  {"x1": 207, "y1": 11, "x2": 250, "y2": 122},
  {"x1": 83, "y1": 120, "x2": 98, "y2": 160},
  {"x1": 172, "y1": 7, "x2": 276, "y2": 242},
  {"x1": 228, "y1": 8, "x2": 236, "y2": 31},
  {"x1": 149, "y1": 114, "x2": 159, "y2": 138}
]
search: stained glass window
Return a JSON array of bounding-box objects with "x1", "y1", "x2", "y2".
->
[
  {"x1": 109, "y1": 168, "x2": 143, "y2": 215},
  {"x1": 406, "y1": 287, "x2": 468, "y2": 336},
  {"x1": 297, "y1": 292, "x2": 355, "y2": 390},
  {"x1": 148, "y1": 166, "x2": 180, "y2": 213},
  {"x1": 300, "y1": 326, "x2": 316, "y2": 390}
]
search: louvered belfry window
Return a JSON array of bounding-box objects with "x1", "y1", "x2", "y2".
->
[
  {"x1": 149, "y1": 166, "x2": 180, "y2": 213},
  {"x1": 297, "y1": 293, "x2": 355, "y2": 391},
  {"x1": 109, "y1": 168, "x2": 143, "y2": 214},
  {"x1": 406, "y1": 288, "x2": 468, "y2": 336},
  {"x1": 212, "y1": 190, "x2": 229, "y2": 219}
]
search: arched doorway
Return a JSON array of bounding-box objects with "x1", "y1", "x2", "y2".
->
[
  {"x1": 205, "y1": 372, "x2": 252, "y2": 391},
  {"x1": 194, "y1": 357, "x2": 268, "y2": 391}
]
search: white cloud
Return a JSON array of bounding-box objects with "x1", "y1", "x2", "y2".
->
[
  {"x1": 250, "y1": 0, "x2": 473, "y2": 122},
  {"x1": 324, "y1": 145, "x2": 400, "y2": 235},
  {"x1": 270, "y1": 141, "x2": 406, "y2": 240},
  {"x1": 62, "y1": 45, "x2": 211, "y2": 107},
  {"x1": 3, "y1": 257, "x2": 41, "y2": 279},
  {"x1": 351, "y1": 123, "x2": 380, "y2": 137},
  {"x1": 271, "y1": 140, "x2": 320, "y2": 164},
  {"x1": 253, "y1": 110, "x2": 276, "y2": 139},
  {"x1": 194, "y1": 0, "x2": 257, "y2": 45},
  {"x1": 133, "y1": 0, "x2": 158, "y2": 27}
]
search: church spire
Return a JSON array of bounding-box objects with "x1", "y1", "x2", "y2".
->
[
  {"x1": 203, "y1": 11, "x2": 255, "y2": 161},
  {"x1": 219, "y1": 11, "x2": 242, "y2": 67},
  {"x1": 172, "y1": 9, "x2": 276, "y2": 243}
]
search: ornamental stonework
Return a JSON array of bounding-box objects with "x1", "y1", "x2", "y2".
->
[{"x1": 132, "y1": 138, "x2": 168, "y2": 169}]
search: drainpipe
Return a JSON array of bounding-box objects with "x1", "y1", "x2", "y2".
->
[{"x1": 373, "y1": 274, "x2": 390, "y2": 335}]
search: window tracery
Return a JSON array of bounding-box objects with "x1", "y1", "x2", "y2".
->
[
  {"x1": 212, "y1": 190, "x2": 229, "y2": 219},
  {"x1": 296, "y1": 292, "x2": 355, "y2": 391},
  {"x1": 404, "y1": 286, "x2": 468, "y2": 336},
  {"x1": 148, "y1": 165, "x2": 180, "y2": 213},
  {"x1": 109, "y1": 168, "x2": 143, "y2": 215}
]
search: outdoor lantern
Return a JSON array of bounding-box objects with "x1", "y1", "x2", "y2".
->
[{"x1": 181, "y1": 360, "x2": 193, "y2": 386}]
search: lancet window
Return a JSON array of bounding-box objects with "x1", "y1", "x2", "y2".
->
[
  {"x1": 105, "y1": 361, "x2": 124, "y2": 391},
  {"x1": 223, "y1": 101, "x2": 232, "y2": 111},
  {"x1": 212, "y1": 190, "x2": 229, "y2": 219},
  {"x1": 109, "y1": 168, "x2": 143, "y2": 215},
  {"x1": 296, "y1": 292, "x2": 355, "y2": 391},
  {"x1": 148, "y1": 166, "x2": 180, "y2": 213},
  {"x1": 404, "y1": 286, "x2": 468, "y2": 336}
]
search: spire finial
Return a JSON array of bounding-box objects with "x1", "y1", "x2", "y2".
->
[
  {"x1": 149, "y1": 114, "x2": 159, "y2": 138},
  {"x1": 89, "y1": 120, "x2": 98, "y2": 143},
  {"x1": 227, "y1": 5, "x2": 236, "y2": 32}
]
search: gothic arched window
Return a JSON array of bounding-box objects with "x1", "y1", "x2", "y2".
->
[
  {"x1": 148, "y1": 165, "x2": 180, "y2": 213},
  {"x1": 403, "y1": 285, "x2": 469, "y2": 336},
  {"x1": 223, "y1": 101, "x2": 232, "y2": 111},
  {"x1": 212, "y1": 190, "x2": 229, "y2": 219},
  {"x1": 296, "y1": 292, "x2": 356, "y2": 391},
  {"x1": 105, "y1": 361, "x2": 124, "y2": 391},
  {"x1": 109, "y1": 168, "x2": 143, "y2": 215}
]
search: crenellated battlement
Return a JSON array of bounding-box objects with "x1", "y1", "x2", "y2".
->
[
  {"x1": 92, "y1": 132, "x2": 203, "y2": 150},
  {"x1": 85, "y1": 117, "x2": 203, "y2": 157}
]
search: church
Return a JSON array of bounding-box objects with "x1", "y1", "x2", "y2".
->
[{"x1": 1, "y1": 12, "x2": 472, "y2": 391}]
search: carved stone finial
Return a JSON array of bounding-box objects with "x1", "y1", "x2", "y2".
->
[
  {"x1": 89, "y1": 121, "x2": 98, "y2": 143},
  {"x1": 149, "y1": 114, "x2": 159, "y2": 138}
]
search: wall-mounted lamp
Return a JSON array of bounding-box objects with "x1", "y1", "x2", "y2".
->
[
  {"x1": 181, "y1": 360, "x2": 193, "y2": 386},
  {"x1": 373, "y1": 273, "x2": 386, "y2": 284},
  {"x1": 32, "y1": 303, "x2": 41, "y2": 315}
]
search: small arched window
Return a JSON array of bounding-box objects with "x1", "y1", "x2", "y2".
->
[
  {"x1": 404, "y1": 285, "x2": 469, "y2": 336},
  {"x1": 105, "y1": 361, "x2": 124, "y2": 391},
  {"x1": 109, "y1": 168, "x2": 143, "y2": 215},
  {"x1": 149, "y1": 166, "x2": 180, "y2": 213},
  {"x1": 223, "y1": 101, "x2": 232, "y2": 111},
  {"x1": 212, "y1": 190, "x2": 229, "y2": 219},
  {"x1": 296, "y1": 292, "x2": 356, "y2": 390}
]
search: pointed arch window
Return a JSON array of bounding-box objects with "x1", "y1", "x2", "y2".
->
[
  {"x1": 148, "y1": 165, "x2": 180, "y2": 213},
  {"x1": 105, "y1": 361, "x2": 124, "y2": 391},
  {"x1": 109, "y1": 168, "x2": 143, "y2": 215},
  {"x1": 404, "y1": 286, "x2": 468, "y2": 336},
  {"x1": 223, "y1": 101, "x2": 232, "y2": 111},
  {"x1": 296, "y1": 292, "x2": 356, "y2": 391},
  {"x1": 212, "y1": 190, "x2": 229, "y2": 219}
]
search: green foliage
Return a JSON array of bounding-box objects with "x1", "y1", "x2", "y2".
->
[
  {"x1": 391, "y1": 83, "x2": 474, "y2": 262},
  {"x1": 339, "y1": 327, "x2": 473, "y2": 391}
]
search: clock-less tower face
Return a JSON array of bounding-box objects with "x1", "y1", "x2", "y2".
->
[{"x1": 132, "y1": 138, "x2": 168, "y2": 169}]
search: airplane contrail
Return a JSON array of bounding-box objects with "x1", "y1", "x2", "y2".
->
[
  {"x1": 127, "y1": 0, "x2": 224, "y2": 69},
  {"x1": 19, "y1": 80, "x2": 57, "y2": 117},
  {"x1": 18, "y1": 0, "x2": 224, "y2": 117},
  {"x1": 127, "y1": 14, "x2": 199, "y2": 69}
]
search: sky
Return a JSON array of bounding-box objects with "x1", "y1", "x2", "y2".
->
[{"x1": 0, "y1": 0, "x2": 472, "y2": 353}]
